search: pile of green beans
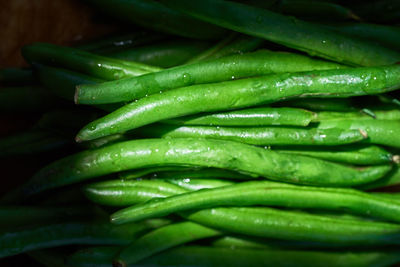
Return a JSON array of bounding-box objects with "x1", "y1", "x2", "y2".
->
[{"x1": 2, "y1": 1, "x2": 400, "y2": 266}]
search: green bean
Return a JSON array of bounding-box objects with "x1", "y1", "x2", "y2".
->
[
  {"x1": 186, "y1": 34, "x2": 264, "y2": 64},
  {"x1": 76, "y1": 49, "x2": 345, "y2": 104},
  {"x1": 84, "y1": 0, "x2": 226, "y2": 40},
  {"x1": 139, "y1": 124, "x2": 367, "y2": 146},
  {"x1": 182, "y1": 207, "x2": 400, "y2": 246},
  {"x1": 317, "y1": 120, "x2": 400, "y2": 148},
  {"x1": 0, "y1": 220, "x2": 159, "y2": 258},
  {"x1": 83, "y1": 177, "x2": 235, "y2": 206},
  {"x1": 110, "y1": 180, "x2": 400, "y2": 224},
  {"x1": 77, "y1": 64, "x2": 400, "y2": 141},
  {"x1": 0, "y1": 86, "x2": 67, "y2": 112},
  {"x1": 23, "y1": 43, "x2": 162, "y2": 81},
  {"x1": 4, "y1": 138, "x2": 391, "y2": 203},
  {"x1": 324, "y1": 23, "x2": 400, "y2": 51},
  {"x1": 68, "y1": 245, "x2": 400, "y2": 267},
  {"x1": 162, "y1": 0, "x2": 400, "y2": 66},
  {"x1": 275, "y1": 145, "x2": 394, "y2": 165},
  {"x1": 274, "y1": 98, "x2": 356, "y2": 111},
  {"x1": 119, "y1": 167, "x2": 254, "y2": 180},
  {"x1": 115, "y1": 221, "x2": 220, "y2": 265},
  {"x1": 0, "y1": 68, "x2": 35, "y2": 85},
  {"x1": 109, "y1": 40, "x2": 211, "y2": 68},
  {"x1": 315, "y1": 109, "x2": 400, "y2": 122},
  {"x1": 77, "y1": 31, "x2": 166, "y2": 54},
  {"x1": 82, "y1": 179, "x2": 187, "y2": 206},
  {"x1": 358, "y1": 166, "x2": 400, "y2": 191},
  {"x1": 161, "y1": 107, "x2": 316, "y2": 127}
]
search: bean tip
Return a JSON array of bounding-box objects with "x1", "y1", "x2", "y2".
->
[
  {"x1": 75, "y1": 135, "x2": 83, "y2": 143},
  {"x1": 358, "y1": 129, "x2": 368, "y2": 139},
  {"x1": 392, "y1": 155, "x2": 400, "y2": 164}
]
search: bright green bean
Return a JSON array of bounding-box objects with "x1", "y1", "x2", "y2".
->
[
  {"x1": 76, "y1": 64, "x2": 400, "y2": 141},
  {"x1": 23, "y1": 43, "x2": 162, "y2": 81},
  {"x1": 139, "y1": 124, "x2": 367, "y2": 146},
  {"x1": 76, "y1": 49, "x2": 344, "y2": 104},
  {"x1": 111, "y1": 180, "x2": 400, "y2": 224},
  {"x1": 3, "y1": 138, "x2": 390, "y2": 203},
  {"x1": 162, "y1": 0, "x2": 400, "y2": 66},
  {"x1": 161, "y1": 107, "x2": 316, "y2": 127},
  {"x1": 317, "y1": 119, "x2": 400, "y2": 148},
  {"x1": 183, "y1": 207, "x2": 400, "y2": 246},
  {"x1": 315, "y1": 109, "x2": 400, "y2": 122},
  {"x1": 115, "y1": 221, "x2": 220, "y2": 265},
  {"x1": 359, "y1": 166, "x2": 400, "y2": 191},
  {"x1": 274, "y1": 98, "x2": 356, "y2": 111},
  {"x1": 275, "y1": 145, "x2": 395, "y2": 165}
]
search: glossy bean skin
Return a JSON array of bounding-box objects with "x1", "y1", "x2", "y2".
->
[
  {"x1": 115, "y1": 221, "x2": 220, "y2": 265},
  {"x1": 359, "y1": 166, "x2": 400, "y2": 191},
  {"x1": 83, "y1": 178, "x2": 234, "y2": 206},
  {"x1": 0, "y1": 221, "x2": 156, "y2": 258},
  {"x1": 161, "y1": 107, "x2": 316, "y2": 127},
  {"x1": 84, "y1": 0, "x2": 227, "y2": 40},
  {"x1": 76, "y1": 50, "x2": 344, "y2": 104},
  {"x1": 23, "y1": 43, "x2": 162, "y2": 81},
  {"x1": 317, "y1": 120, "x2": 400, "y2": 148},
  {"x1": 161, "y1": 0, "x2": 400, "y2": 66},
  {"x1": 76, "y1": 65, "x2": 400, "y2": 140},
  {"x1": 109, "y1": 40, "x2": 211, "y2": 68},
  {"x1": 275, "y1": 145, "x2": 394, "y2": 165},
  {"x1": 67, "y1": 245, "x2": 400, "y2": 267},
  {"x1": 183, "y1": 207, "x2": 400, "y2": 246},
  {"x1": 139, "y1": 124, "x2": 367, "y2": 146},
  {"x1": 110, "y1": 180, "x2": 400, "y2": 224},
  {"x1": 186, "y1": 34, "x2": 264, "y2": 64},
  {"x1": 3, "y1": 138, "x2": 390, "y2": 203}
]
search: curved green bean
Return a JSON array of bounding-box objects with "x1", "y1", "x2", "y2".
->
[
  {"x1": 3, "y1": 138, "x2": 390, "y2": 203},
  {"x1": 162, "y1": 0, "x2": 400, "y2": 66},
  {"x1": 115, "y1": 221, "x2": 220, "y2": 265},
  {"x1": 84, "y1": 0, "x2": 227, "y2": 40},
  {"x1": 139, "y1": 124, "x2": 367, "y2": 146},
  {"x1": 23, "y1": 43, "x2": 162, "y2": 81},
  {"x1": 76, "y1": 49, "x2": 344, "y2": 104},
  {"x1": 76, "y1": 64, "x2": 400, "y2": 141},
  {"x1": 183, "y1": 207, "x2": 400, "y2": 246},
  {"x1": 110, "y1": 180, "x2": 400, "y2": 224},
  {"x1": 161, "y1": 107, "x2": 316, "y2": 127},
  {"x1": 275, "y1": 145, "x2": 394, "y2": 165}
]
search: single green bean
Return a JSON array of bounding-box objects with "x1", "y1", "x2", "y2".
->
[
  {"x1": 3, "y1": 138, "x2": 390, "y2": 202},
  {"x1": 110, "y1": 180, "x2": 400, "y2": 224},
  {"x1": 275, "y1": 145, "x2": 394, "y2": 165},
  {"x1": 139, "y1": 124, "x2": 367, "y2": 146},
  {"x1": 317, "y1": 119, "x2": 400, "y2": 148},
  {"x1": 162, "y1": 0, "x2": 400, "y2": 66},
  {"x1": 186, "y1": 34, "x2": 264, "y2": 64},
  {"x1": 76, "y1": 49, "x2": 345, "y2": 104},
  {"x1": 23, "y1": 43, "x2": 162, "y2": 81},
  {"x1": 183, "y1": 207, "x2": 400, "y2": 246},
  {"x1": 84, "y1": 0, "x2": 227, "y2": 40},
  {"x1": 166, "y1": 178, "x2": 235, "y2": 191},
  {"x1": 115, "y1": 221, "x2": 220, "y2": 265},
  {"x1": 109, "y1": 40, "x2": 211, "y2": 68},
  {"x1": 76, "y1": 64, "x2": 400, "y2": 140},
  {"x1": 161, "y1": 107, "x2": 316, "y2": 127}
]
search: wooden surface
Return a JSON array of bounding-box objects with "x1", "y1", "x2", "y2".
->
[{"x1": 0, "y1": 0, "x2": 118, "y2": 68}]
